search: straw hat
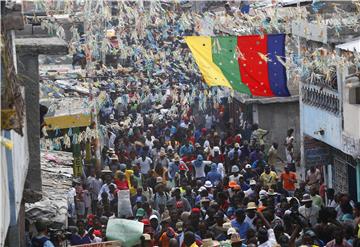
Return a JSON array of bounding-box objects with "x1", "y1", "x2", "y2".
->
[
  {"x1": 246, "y1": 202, "x2": 257, "y2": 210},
  {"x1": 301, "y1": 194, "x2": 312, "y2": 203},
  {"x1": 101, "y1": 167, "x2": 112, "y2": 174}
]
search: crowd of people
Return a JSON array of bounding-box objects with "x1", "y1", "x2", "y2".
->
[
  {"x1": 29, "y1": 3, "x2": 360, "y2": 247},
  {"x1": 31, "y1": 83, "x2": 360, "y2": 247}
]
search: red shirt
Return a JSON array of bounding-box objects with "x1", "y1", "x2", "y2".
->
[{"x1": 114, "y1": 179, "x2": 129, "y2": 190}]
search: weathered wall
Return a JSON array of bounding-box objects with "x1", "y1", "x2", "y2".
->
[
  {"x1": 17, "y1": 54, "x2": 42, "y2": 192},
  {"x1": 302, "y1": 103, "x2": 343, "y2": 150},
  {"x1": 256, "y1": 101, "x2": 300, "y2": 159}
]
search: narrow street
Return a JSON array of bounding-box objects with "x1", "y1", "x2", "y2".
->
[{"x1": 1, "y1": 1, "x2": 360, "y2": 247}]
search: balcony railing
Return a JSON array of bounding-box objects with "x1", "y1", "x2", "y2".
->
[{"x1": 302, "y1": 85, "x2": 340, "y2": 115}]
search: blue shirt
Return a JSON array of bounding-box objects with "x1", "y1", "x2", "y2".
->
[
  {"x1": 231, "y1": 219, "x2": 250, "y2": 240},
  {"x1": 240, "y1": 182, "x2": 250, "y2": 191},
  {"x1": 206, "y1": 171, "x2": 222, "y2": 185},
  {"x1": 69, "y1": 233, "x2": 91, "y2": 245},
  {"x1": 179, "y1": 144, "x2": 194, "y2": 157}
]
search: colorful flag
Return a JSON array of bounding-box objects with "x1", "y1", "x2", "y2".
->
[{"x1": 185, "y1": 34, "x2": 290, "y2": 97}]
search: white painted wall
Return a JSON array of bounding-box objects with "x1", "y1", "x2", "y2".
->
[
  {"x1": 0, "y1": 114, "x2": 29, "y2": 246},
  {"x1": 0, "y1": 136, "x2": 10, "y2": 247},
  {"x1": 302, "y1": 104, "x2": 343, "y2": 150},
  {"x1": 343, "y1": 86, "x2": 360, "y2": 140}
]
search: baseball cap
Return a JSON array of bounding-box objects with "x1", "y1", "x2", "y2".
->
[
  {"x1": 149, "y1": 215, "x2": 158, "y2": 221},
  {"x1": 191, "y1": 208, "x2": 201, "y2": 214},
  {"x1": 141, "y1": 219, "x2": 150, "y2": 225},
  {"x1": 245, "y1": 164, "x2": 252, "y2": 169},
  {"x1": 198, "y1": 186, "x2": 206, "y2": 192},
  {"x1": 136, "y1": 208, "x2": 145, "y2": 217},
  {"x1": 249, "y1": 180, "x2": 256, "y2": 185}
]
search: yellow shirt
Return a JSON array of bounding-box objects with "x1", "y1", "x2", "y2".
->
[
  {"x1": 260, "y1": 171, "x2": 277, "y2": 187},
  {"x1": 125, "y1": 169, "x2": 136, "y2": 195},
  {"x1": 190, "y1": 243, "x2": 199, "y2": 247}
]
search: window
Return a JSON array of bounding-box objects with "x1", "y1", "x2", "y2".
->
[{"x1": 349, "y1": 87, "x2": 360, "y2": 104}]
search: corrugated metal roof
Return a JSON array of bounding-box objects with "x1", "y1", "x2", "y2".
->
[{"x1": 336, "y1": 38, "x2": 360, "y2": 52}]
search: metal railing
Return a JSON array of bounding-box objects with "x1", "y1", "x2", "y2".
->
[{"x1": 302, "y1": 85, "x2": 340, "y2": 114}]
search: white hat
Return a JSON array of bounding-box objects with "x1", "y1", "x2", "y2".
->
[
  {"x1": 213, "y1": 146, "x2": 220, "y2": 152},
  {"x1": 259, "y1": 190, "x2": 267, "y2": 197},
  {"x1": 143, "y1": 234, "x2": 151, "y2": 241},
  {"x1": 204, "y1": 180, "x2": 213, "y2": 188},
  {"x1": 227, "y1": 227, "x2": 237, "y2": 236},
  {"x1": 231, "y1": 165, "x2": 240, "y2": 173},
  {"x1": 198, "y1": 186, "x2": 207, "y2": 192},
  {"x1": 234, "y1": 143, "x2": 240, "y2": 148},
  {"x1": 149, "y1": 215, "x2": 158, "y2": 221},
  {"x1": 249, "y1": 180, "x2": 256, "y2": 185},
  {"x1": 245, "y1": 164, "x2": 252, "y2": 169}
]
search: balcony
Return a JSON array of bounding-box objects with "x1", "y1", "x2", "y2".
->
[{"x1": 301, "y1": 85, "x2": 340, "y2": 115}]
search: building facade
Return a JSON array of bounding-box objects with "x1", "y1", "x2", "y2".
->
[{"x1": 292, "y1": 2, "x2": 360, "y2": 200}]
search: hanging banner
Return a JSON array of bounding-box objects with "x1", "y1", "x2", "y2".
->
[
  {"x1": 106, "y1": 219, "x2": 144, "y2": 247},
  {"x1": 72, "y1": 127, "x2": 82, "y2": 177}
]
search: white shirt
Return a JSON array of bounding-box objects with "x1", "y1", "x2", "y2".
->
[
  {"x1": 299, "y1": 205, "x2": 320, "y2": 227},
  {"x1": 229, "y1": 174, "x2": 241, "y2": 183},
  {"x1": 98, "y1": 183, "x2": 116, "y2": 201},
  {"x1": 106, "y1": 132, "x2": 116, "y2": 149},
  {"x1": 91, "y1": 236, "x2": 102, "y2": 243},
  {"x1": 137, "y1": 157, "x2": 153, "y2": 174},
  {"x1": 192, "y1": 160, "x2": 211, "y2": 178},
  {"x1": 145, "y1": 136, "x2": 155, "y2": 149},
  {"x1": 244, "y1": 188, "x2": 255, "y2": 197},
  {"x1": 258, "y1": 229, "x2": 277, "y2": 247}
]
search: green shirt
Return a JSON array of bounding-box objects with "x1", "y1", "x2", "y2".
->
[{"x1": 311, "y1": 194, "x2": 324, "y2": 208}]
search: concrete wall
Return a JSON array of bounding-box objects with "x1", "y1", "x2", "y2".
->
[
  {"x1": 302, "y1": 104, "x2": 343, "y2": 150},
  {"x1": 255, "y1": 101, "x2": 300, "y2": 159},
  {"x1": 17, "y1": 53, "x2": 42, "y2": 193},
  {"x1": 1, "y1": 114, "x2": 29, "y2": 246}
]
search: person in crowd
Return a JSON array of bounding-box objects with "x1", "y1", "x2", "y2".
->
[
  {"x1": 31, "y1": 221, "x2": 55, "y2": 247},
  {"x1": 280, "y1": 165, "x2": 297, "y2": 196},
  {"x1": 259, "y1": 165, "x2": 277, "y2": 188},
  {"x1": 306, "y1": 166, "x2": 321, "y2": 189},
  {"x1": 267, "y1": 142, "x2": 283, "y2": 168},
  {"x1": 299, "y1": 194, "x2": 320, "y2": 227}
]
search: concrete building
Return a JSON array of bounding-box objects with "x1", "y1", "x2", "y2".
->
[
  {"x1": 1, "y1": 1, "x2": 68, "y2": 246},
  {"x1": 292, "y1": 2, "x2": 360, "y2": 200}
]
